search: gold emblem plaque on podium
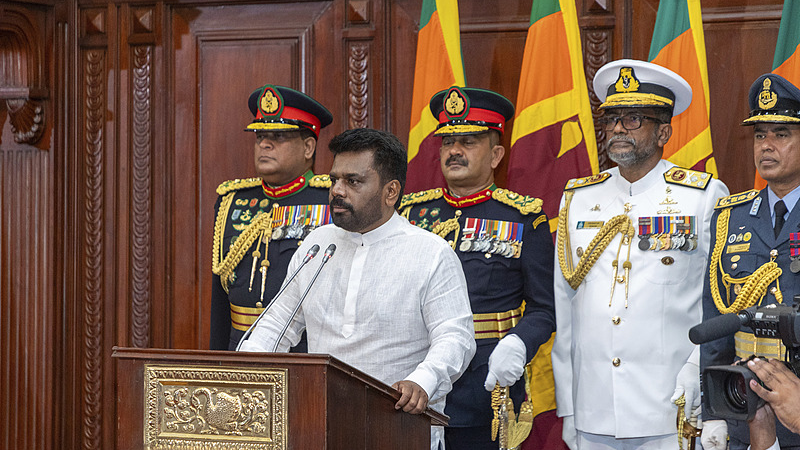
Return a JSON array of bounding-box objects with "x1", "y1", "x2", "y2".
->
[{"x1": 113, "y1": 347, "x2": 447, "y2": 450}]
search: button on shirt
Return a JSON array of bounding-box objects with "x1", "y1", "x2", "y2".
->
[{"x1": 240, "y1": 212, "x2": 476, "y2": 449}]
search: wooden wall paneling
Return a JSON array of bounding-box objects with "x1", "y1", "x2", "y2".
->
[
  {"x1": 341, "y1": 0, "x2": 383, "y2": 132},
  {"x1": 169, "y1": 2, "x2": 339, "y2": 350},
  {"x1": 77, "y1": 4, "x2": 120, "y2": 449},
  {"x1": 122, "y1": 3, "x2": 157, "y2": 351},
  {"x1": 386, "y1": 0, "x2": 419, "y2": 144},
  {"x1": 59, "y1": 2, "x2": 83, "y2": 448},
  {"x1": 0, "y1": 2, "x2": 56, "y2": 449},
  {"x1": 579, "y1": 0, "x2": 614, "y2": 171}
]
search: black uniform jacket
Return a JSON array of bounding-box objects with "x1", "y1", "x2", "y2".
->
[
  {"x1": 401, "y1": 185, "x2": 556, "y2": 428},
  {"x1": 210, "y1": 171, "x2": 331, "y2": 351}
]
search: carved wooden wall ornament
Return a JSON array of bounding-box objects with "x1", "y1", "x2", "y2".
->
[{"x1": 0, "y1": 4, "x2": 48, "y2": 144}]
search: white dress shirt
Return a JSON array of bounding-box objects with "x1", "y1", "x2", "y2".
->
[{"x1": 240, "y1": 212, "x2": 476, "y2": 449}]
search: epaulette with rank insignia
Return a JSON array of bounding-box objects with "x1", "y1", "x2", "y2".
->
[
  {"x1": 399, "y1": 188, "x2": 444, "y2": 210},
  {"x1": 715, "y1": 189, "x2": 760, "y2": 209},
  {"x1": 664, "y1": 167, "x2": 712, "y2": 190},
  {"x1": 309, "y1": 174, "x2": 332, "y2": 188},
  {"x1": 564, "y1": 173, "x2": 611, "y2": 190},
  {"x1": 216, "y1": 177, "x2": 262, "y2": 195},
  {"x1": 492, "y1": 188, "x2": 543, "y2": 215}
]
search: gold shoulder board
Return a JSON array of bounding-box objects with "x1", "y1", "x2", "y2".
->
[
  {"x1": 399, "y1": 188, "x2": 444, "y2": 210},
  {"x1": 309, "y1": 174, "x2": 332, "y2": 188},
  {"x1": 493, "y1": 188, "x2": 543, "y2": 215},
  {"x1": 664, "y1": 167, "x2": 712, "y2": 190},
  {"x1": 564, "y1": 173, "x2": 611, "y2": 190},
  {"x1": 216, "y1": 178, "x2": 262, "y2": 195},
  {"x1": 715, "y1": 189, "x2": 760, "y2": 209}
]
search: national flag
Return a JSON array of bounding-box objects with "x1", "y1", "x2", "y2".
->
[
  {"x1": 406, "y1": 0, "x2": 466, "y2": 193},
  {"x1": 755, "y1": 0, "x2": 800, "y2": 189},
  {"x1": 506, "y1": 0, "x2": 598, "y2": 234},
  {"x1": 508, "y1": 2, "x2": 592, "y2": 449},
  {"x1": 648, "y1": 0, "x2": 717, "y2": 177}
]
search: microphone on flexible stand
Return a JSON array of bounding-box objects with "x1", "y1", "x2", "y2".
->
[
  {"x1": 272, "y1": 244, "x2": 336, "y2": 352},
  {"x1": 235, "y1": 244, "x2": 320, "y2": 351}
]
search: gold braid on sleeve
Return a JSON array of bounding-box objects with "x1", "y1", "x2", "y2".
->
[
  {"x1": 708, "y1": 208, "x2": 783, "y2": 314},
  {"x1": 557, "y1": 191, "x2": 634, "y2": 290},
  {"x1": 212, "y1": 208, "x2": 274, "y2": 293}
]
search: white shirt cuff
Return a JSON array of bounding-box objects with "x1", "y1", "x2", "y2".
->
[
  {"x1": 403, "y1": 368, "x2": 438, "y2": 402},
  {"x1": 748, "y1": 438, "x2": 781, "y2": 450}
]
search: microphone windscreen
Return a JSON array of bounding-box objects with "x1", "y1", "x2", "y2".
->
[
  {"x1": 689, "y1": 313, "x2": 744, "y2": 344},
  {"x1": 308, "y1": 244, "x2": 320, "y2": 257},
  {"x1": 324, "y1": 243, "x2": 336, "y2": 257}
]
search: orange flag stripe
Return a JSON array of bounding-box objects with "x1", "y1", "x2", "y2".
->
[
  {"x1": 773, "y1": 43, "x2": 800, "y2": 82},
  {"x1": 515, "y1": 11, "x2": 572, "y2": 109},
  {"x1": 651, "y1": 29, "x2": 709, "y2": 160},
  {"x1": 408, "y1": 11, "x2": 457, "y2": 129}
]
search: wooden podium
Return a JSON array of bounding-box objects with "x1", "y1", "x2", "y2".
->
[{"x1": 112, "y1": 347, "x2": 447, "y2": 449}]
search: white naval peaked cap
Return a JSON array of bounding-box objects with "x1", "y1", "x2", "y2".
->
[{"x1": 593, "y1": 59, "x2": 692, "y2": 116}]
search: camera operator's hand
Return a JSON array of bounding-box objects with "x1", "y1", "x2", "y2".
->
[
  {"x1": 748, "y1": 401, "x2": 778, "y2": 450},
  {"x1": 670, "y1": 359, "x2": 701, "y2": 418},
  {"x1": 561, "y1": 415, "x2": 577, "y2": 450},
  {"x1": 748, "y1": 357, "x2": 800, "y2": 434},
  {"x1": 483, "y1": 334, "x2": 526, "y2": 390},
  {"x1": 700, "y1": 419, "x2": 728, "y2": 450}
]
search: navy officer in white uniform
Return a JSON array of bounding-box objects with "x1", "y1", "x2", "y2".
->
[{"x1": 551, "y1": 59, "x2": 729, "y2": 450}]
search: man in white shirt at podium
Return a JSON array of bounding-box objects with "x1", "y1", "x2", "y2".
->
[{"x1": 239, "y1": 128, "x2": 476, "y2": 450}]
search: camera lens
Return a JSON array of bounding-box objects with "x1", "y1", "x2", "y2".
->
[{"x1": 724, "y1": 372, "x2": 748, "y2": 410}]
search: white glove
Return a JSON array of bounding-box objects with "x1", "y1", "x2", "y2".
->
[
  {"x1": 561, "y1": 415, "x2": 578, "y2": 450},
  {"x1": 483, "y1": 334, "x2": 527, "y2": 391},
  {"x1": 670, "y1": 360, "x2": 701, "y2": 418},
  {"x1": 700, "y1": 419, "x2": 728, "y2": 450}
]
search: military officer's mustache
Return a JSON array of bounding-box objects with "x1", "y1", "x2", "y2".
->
[
  {"x1": 446, "y1": 155, "x2": 468, "y2": 166},
  {"x1": 608, "y1": 135, "x2": 636, "y2": 146},
  {"x1": 329, "y1": 197, "x2": 354, "y2": 212}
]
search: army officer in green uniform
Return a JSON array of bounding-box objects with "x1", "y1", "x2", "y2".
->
[{"x1": 210, "y1": 85, "x2": 333, "y2": 351}]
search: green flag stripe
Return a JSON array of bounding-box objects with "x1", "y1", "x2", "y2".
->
[
  {"x1": 530, "y1": 0, "x2": 561, "y2": 26},
  {"x1": 648, "y1": 0, "x2": 691, "y2": 61},
  {"x1": 420, "y1": 0, "x2": 437, "y2": 29},
  {"x1": 774, "y1": 0, "x2": 800, "y2": 69}
]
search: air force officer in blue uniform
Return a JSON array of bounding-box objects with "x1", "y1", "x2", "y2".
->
[{"x1": 700, "y1": 73, "x2": 800, "y2": 450}]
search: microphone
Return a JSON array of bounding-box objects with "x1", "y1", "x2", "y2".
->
[
  {"x1": 272, "y1": 244, "x2": 336, "y2": 352},
  {"x1": 235, "y1": 244, "x2": 320, "y2": 351},
  {"x1": 688, "y1": 308, "x2": 754, "y2": 344}
]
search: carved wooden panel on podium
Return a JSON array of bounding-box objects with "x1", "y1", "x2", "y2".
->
[{"x1": 113, "y1": 347, "x2": 446, "y2": 449}]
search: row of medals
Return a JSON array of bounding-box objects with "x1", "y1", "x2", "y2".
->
[
  {"x1": 637, "y1": 233, "x2": 698, "y2": 252},
  {"x1": 271, "y1": 222, "x2": 314, "y2": 241},
  {"x1": 459, "y1": 237, "x2": 520, "y2": 258}
]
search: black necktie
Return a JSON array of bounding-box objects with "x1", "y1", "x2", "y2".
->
[{"x1": 774, "y1": 200, "x2": 788, "y2": 238}]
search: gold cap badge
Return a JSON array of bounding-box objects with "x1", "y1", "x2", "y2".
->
[
  {"x1": 758, "y1": 78, "x2": 778, "y2": 110},
  {"x1": 614, "y1": 67, "x2": 641, "y2": 93},
  {"x1": 260, "y1": 90, "x2": 280, "y2": 114}
]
